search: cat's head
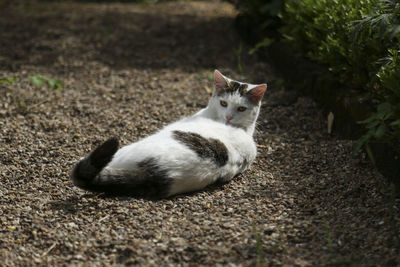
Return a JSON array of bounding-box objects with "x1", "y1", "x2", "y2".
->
[{"x1": 209, "y1": 70, "x2": 267, "y2": 130}]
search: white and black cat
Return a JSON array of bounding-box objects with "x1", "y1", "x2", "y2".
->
[{"x1": 71, "y1": 70, "x2": 267, "y2": 199}]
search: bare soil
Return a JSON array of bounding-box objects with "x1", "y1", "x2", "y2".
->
[{"x1": 0, "y1": 1, "x2": 399, "y2": 266}]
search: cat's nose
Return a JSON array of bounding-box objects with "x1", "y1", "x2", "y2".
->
[{"x1": 226, "y1": 115, "x2": 233, "y2": 121}]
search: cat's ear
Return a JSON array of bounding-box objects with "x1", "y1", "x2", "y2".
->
[
  {"x1": 247, "y1": 84, "x2": 267, "y2": 104},
  {"x1": 213, "y1": 69, "x2": 228, "y2": 95}
]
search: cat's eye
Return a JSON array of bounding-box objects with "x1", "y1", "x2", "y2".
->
[
  {"x1": 237, "y1": 106, "x2": 247, "y2": 112},
  {"x1": 220, "y1": 100, "x2": 228, "y2": 107}
]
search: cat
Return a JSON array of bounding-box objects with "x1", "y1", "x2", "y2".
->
[{"x1": 71, "y1": 70, "x2": 267, "y2": 199}]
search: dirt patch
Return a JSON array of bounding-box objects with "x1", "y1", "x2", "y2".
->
[{"x1": 0, "y1": 1, "x2": 399, "y2": 266}]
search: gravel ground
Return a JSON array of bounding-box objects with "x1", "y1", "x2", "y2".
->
[{"x1": 1, "y1": 1, "x2": 399, "y2": 266}]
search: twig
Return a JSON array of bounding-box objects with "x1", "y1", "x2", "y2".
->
[
  {"x1": 41, "y1": 242, "x2": 57, "y2": 257},
  {"x1": 203, "y1": 85, "x2": 212, "y2": 95},
  {"x1": 99, "y1": 215, "x2": 110, "y2": 222},
  {"x1": 256, "y1": 144, "x2": 269, "y2": 149}
]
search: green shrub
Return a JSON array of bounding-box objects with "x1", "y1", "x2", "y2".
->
[
  {"x1": 280, "y1": 0, "x2": 400, "y2": 152},
  {"x1": 234, "y1": 0, "x2": 400, "y2": 153},
  {"x1": 230, "y1": 0, "x2": 284, "y2": 41},
  {"x1": 351, "y1": 0, "x2": 400, "y2": 151},
  {"x1": 282, "y1": 0, "x2": 380, "y2": 88}
]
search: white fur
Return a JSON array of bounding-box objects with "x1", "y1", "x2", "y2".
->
[{"x1": 107, "y1": 116, "x2": 256, "y2": 196}]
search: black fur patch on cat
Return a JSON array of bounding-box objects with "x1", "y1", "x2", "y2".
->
[
  {"x1": 172, "y1": 131, "x2": 228, "y2": 167},
  {"x1": 135, "y1": 158, "x2": 171, "y2": 198},
  {"x1": 218, "y1": 81, "x2": 248, "y2": 96},
  {"x1": 89, "y1": 158, "x2": 171, "y2": 199},
  {"x1": 72, "y1": 139, "x2": 171, "y2": 199},
  {"x1": 72, "y1": 137, "x2": 119, "y2": 183}
]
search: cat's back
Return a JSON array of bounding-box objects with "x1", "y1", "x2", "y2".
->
[
  {"x1": 166, "y1": 116, "x2": 253, "y2": 145},
  {"x1": 165, "y1": 116, "x2": 257, "y2": 165},
  {"x1": 109, "y1": 116, "x2": 256, "y2": 170}
]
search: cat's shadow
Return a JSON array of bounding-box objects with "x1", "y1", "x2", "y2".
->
[
  {"x1": 94, "y1": 182, "x2": 226, "y2": 201},
  {"x1": 48, "y1": 194, "x2": 101, "y2": 214},
  {"x1": 48, "y1": 196, "x2": 81, "y2": 214},
  {"x1": 48, "y1": 181, "x2": 231, "y2": 214},
  {"x1": 49, "y1": 181, "x2": 229, "y2": 211},
  {"x1": 169, "y1": 180, "x2": 229, "y2": 200}
]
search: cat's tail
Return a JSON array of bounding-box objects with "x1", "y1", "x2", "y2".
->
[
  {"x1": 71, "y1": 139, "x2": 171, "y2": 199},
  {"x1": 71, "y1": 138, "x2": 119, "y2": 189}
]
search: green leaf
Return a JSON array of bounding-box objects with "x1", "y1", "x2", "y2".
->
[
  {"x1": 29, "y1": 75, "x2": 46, "y2": 88},
  {"x1": 390, "y1": 120, "x2": 400, "y2": 127},
  {"x1": 352, "y1": 131, "x2": 373, "y2": 156},
  {"x1": 374, "y1": 124, "x2": 386, "y2": 138},
  {"x1": 365, "y1": 120, "x2": 380, "y2": 129},
  {"x1": 55, "y1": 82, "x2": 63, "y2": 91},
  {"x1": 47, "y1": 79, "x2": 56, "y2": 89},
  {"x1": 377, "y1": 102, "x2": 391, "y2": 114},
  {"x1": 0, "y1": 77, "x2": 17, "y2": 85},
  {"x1": 365, "y1": 143, "x2": 376, "y2": 166},
  {"x1": 358, "y1": 114, "x2": 378, "y2": 124},
  {"x1": 49, "y1": 79, "x2": 63, "y2": 91},
  {"x1": 249, "y1": 37, "x2": 274, "y2": 55},
  {"x1": 389, "y1": 25, "x2": 400, "y2": 39},
  {"x1": 29, "y1": 75, "x2": 63, "y2": 91}
]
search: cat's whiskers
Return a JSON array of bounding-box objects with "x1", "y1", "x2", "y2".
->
[{"x1": 253, "y1": 121, "x2": 262, "y2": 136}]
